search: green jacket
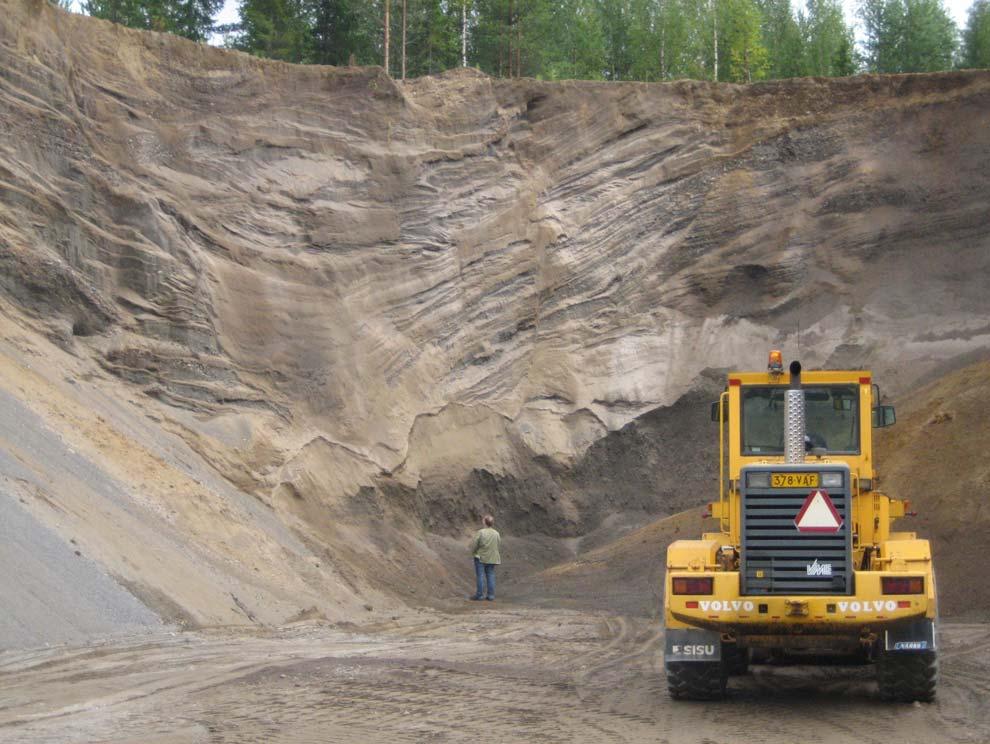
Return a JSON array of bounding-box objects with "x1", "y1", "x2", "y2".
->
[{"x1": 471, "y1": 527, "x2": 501, "y2": 565}]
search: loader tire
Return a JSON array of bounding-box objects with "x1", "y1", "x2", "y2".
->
[
  {"x1": 665, "y1": 661, "x2": 726, "y2": 700},
  {"x1": 876, "y1": 650, "x2": 938, "y2": 702},
  {"x1": 749, "y1": 648, "x2": 772, "y2": 665},
  {"x1": 723, "y1": 644, "x2": 749, "y2": 676}
]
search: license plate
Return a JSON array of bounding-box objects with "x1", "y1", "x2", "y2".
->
[{"x1": 771, "y1": 472, "x2": 819, "y2": 488}]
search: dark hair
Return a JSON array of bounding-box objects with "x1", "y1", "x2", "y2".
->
[{"x1": 483, "y1": 514, "x2": 494, "y2": 527}]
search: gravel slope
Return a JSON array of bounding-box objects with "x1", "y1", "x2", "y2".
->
[
  {"x1": 0, "y1": 488, "x2": 160, "y2": 649},
  {"x1": 0, "y1": 386, "x2": 162, "y2": 648}
]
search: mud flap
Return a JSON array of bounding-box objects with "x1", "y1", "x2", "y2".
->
[
  {"x1": 884, "y1": 618, "x2": 936, "y2": 653},
  {"x1": 665, "y1": 629, "x2": 722, "y2": 662}
]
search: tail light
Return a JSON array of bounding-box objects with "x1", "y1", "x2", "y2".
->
[
  {"x1": 672, "y1": 577, "x2": 714, "y2": 595},
  {"x1": 881, "y1": 576, "x2": 925, "y2": 594}
]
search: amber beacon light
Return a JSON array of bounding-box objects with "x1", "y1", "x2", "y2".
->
[{"x1": 768, "y1": 349, "x2": 783, "y2": 373}]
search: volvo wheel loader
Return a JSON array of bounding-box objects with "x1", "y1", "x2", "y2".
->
[{"x1": 663, "y1": 352, "x2": 937, "y2": 701}]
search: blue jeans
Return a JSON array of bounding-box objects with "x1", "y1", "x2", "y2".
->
[{"x1": 474, "y1": 557, "x2": 496, "y2": 599}]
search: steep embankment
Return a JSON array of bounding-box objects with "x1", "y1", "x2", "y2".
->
[
  {"x1": 1, "y1": 0, "x2": 989, "y2": 643},
  {"x1": 875, "y1": 360, "x2": 990, "y2": 619}
]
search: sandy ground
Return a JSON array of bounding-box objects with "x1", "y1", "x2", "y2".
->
[{"x1": 1, "y1": 610, "x2": 988, "y2": 744}]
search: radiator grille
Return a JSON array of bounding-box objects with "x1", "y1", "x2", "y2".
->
[{"x1": 740, "y1": 475, "x2": 852, "y2": 595}]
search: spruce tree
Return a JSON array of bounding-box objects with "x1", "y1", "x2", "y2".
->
[
  {"x1": 238, "y1": 0, "x2": 311, "y2": 62},
  {"x1": 311, "y1": 0, "x2": 364, "y2": 66},
  {"x1": 171, "y1": 0, "x2": 223, "y2": 41},
  {"x1": 85, "y1": 0, "x2": 219, "y2": 40},
  {"x1": 963, "y1": 0, "x2": 990, "y2": 67},
  {"x1": 84, "y1": 0, "x2": 150, "y2": 29}
]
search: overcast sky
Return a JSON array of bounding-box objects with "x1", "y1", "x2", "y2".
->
[{"x1": 843, "y1": 0, "x2": 971, "y2": 29}]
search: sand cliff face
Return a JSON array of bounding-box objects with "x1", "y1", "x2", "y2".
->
[{"x1": 2, "y1": 0, "x2": 989, "y2": 634}]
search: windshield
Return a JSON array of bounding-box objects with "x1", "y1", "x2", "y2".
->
[{"x1": 741, "y1": 385, "x2": 860, "y2": 455}]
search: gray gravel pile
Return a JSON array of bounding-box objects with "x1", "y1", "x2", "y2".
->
[
  {"x1": 0, "y1": 491, "x2": 161, "y2": 649},
  {"x1": 0, "y1": 389, "x2": 161, "y2": 650}
]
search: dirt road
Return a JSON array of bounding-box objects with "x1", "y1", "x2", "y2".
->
[{"x1": 1, "y1": 610, "x2": 987, "y2": 744}]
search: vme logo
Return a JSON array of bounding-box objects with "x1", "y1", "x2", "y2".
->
[{"x1": 806, "y1": 559, "x2": 833, "y2": 577}]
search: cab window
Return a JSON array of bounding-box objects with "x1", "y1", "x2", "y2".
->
[{"x1": 741, "y1": 385, "x2": 860, "y2": 455}]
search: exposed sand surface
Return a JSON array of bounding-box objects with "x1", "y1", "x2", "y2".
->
[{"x1": 1, "y1": 614, "x2": 989, "y2": 744}]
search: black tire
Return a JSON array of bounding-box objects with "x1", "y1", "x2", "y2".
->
[
  {"x1": 876, "y1": 651, "x2": 938, "y2": 702},
  {"x1": 666, "y1": 661, "x2": 727, "y2": 700},
  {"x1": 851, "y1": 644, "x2": 874, "y2": 666},
  {"x1": 723, "y1": 644, "x2": 749, "y2": 676},
  {"x1": 749, "y1": 648, "x2": 772, "y2": 665}
]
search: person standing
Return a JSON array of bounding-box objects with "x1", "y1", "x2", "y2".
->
[{"x1": 469, "y1": 515, "x2": 501, "y2": 601}]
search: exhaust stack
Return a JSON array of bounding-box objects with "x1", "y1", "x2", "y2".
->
[{"x1": 784, "y1": 360, "x2": 805, "y2": 464}]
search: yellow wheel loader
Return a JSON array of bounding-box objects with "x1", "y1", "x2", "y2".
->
[{"x1": 663, "y1": 353, "x2": 937, "y2": 701}]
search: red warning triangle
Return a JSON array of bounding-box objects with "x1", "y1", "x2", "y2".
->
[{"x1": 794, "y1": 489, "x2": 843, "y2": 533}]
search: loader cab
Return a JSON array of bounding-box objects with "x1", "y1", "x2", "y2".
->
[{"x1": 709, "y1": 353, "x2": 896, "y2": 547}]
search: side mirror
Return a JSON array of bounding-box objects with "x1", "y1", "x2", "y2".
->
[
  {"x1": 872, "y1": 405, "x2": 896, "y2": 428},
  {"x1": 711, "y1": 401, "x2": 727, "y2": 423}
]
